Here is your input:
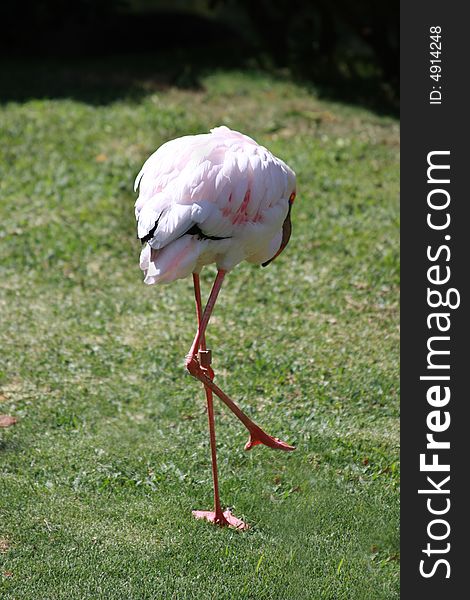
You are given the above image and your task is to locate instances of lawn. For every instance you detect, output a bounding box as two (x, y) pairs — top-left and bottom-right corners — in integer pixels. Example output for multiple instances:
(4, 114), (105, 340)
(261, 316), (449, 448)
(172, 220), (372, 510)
(0, 61), (399, 599)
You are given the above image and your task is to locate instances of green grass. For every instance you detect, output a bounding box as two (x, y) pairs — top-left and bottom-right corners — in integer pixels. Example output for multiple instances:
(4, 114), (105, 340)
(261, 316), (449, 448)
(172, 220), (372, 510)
(0, 64), (399, 599)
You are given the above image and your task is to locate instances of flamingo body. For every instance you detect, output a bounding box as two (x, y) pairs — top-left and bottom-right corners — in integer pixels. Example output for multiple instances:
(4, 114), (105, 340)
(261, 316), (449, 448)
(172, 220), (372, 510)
(135, 126), (296, 283)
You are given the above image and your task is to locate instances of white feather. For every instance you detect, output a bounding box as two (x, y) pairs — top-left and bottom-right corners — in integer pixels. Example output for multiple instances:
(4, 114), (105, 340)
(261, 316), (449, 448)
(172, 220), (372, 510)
(148, 204), (194, 249)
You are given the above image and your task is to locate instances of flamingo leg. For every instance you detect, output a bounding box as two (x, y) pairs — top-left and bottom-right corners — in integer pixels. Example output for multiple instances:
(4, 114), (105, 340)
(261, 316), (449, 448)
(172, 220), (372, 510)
(185, 270), (295, 454)
(191, 274), (244, 528)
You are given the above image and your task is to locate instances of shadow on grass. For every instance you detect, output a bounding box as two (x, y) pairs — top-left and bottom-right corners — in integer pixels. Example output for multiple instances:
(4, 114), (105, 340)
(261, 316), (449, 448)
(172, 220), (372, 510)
(0, 53), (398, 118)
(0, 12), (398, 116)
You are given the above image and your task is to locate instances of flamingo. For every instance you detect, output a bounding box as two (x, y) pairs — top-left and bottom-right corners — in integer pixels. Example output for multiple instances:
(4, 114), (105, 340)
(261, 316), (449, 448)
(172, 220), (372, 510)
(134, 126), (296, 529)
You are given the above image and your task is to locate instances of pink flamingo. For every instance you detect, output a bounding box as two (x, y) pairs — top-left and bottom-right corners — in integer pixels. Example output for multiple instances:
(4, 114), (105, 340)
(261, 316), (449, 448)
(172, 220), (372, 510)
(134, 126), (296, 529)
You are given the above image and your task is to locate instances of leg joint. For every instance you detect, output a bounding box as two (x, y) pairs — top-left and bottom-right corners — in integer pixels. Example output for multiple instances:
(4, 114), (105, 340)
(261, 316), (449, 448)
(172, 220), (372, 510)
(185, 355), (199, 375)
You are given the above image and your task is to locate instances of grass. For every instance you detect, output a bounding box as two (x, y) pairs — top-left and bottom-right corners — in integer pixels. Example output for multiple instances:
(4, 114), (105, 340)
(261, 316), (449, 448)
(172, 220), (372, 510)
(0, 61), (399, 599)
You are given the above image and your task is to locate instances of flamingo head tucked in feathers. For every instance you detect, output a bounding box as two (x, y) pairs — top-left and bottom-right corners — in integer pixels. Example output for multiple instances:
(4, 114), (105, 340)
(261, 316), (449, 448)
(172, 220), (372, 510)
(261, 183), (296, 267)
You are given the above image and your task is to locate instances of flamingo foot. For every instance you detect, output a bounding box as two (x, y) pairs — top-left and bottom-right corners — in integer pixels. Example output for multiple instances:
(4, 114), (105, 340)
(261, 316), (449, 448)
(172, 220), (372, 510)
(244, 426), (295, 452)
(192, 508), (248, 530)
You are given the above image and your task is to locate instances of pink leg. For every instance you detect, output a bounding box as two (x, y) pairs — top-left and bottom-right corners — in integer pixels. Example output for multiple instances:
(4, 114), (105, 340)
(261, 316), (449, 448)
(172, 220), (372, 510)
(185, 271), (295, 453)
(192, 273), (207, 352)
(191, 274), (247, 529)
